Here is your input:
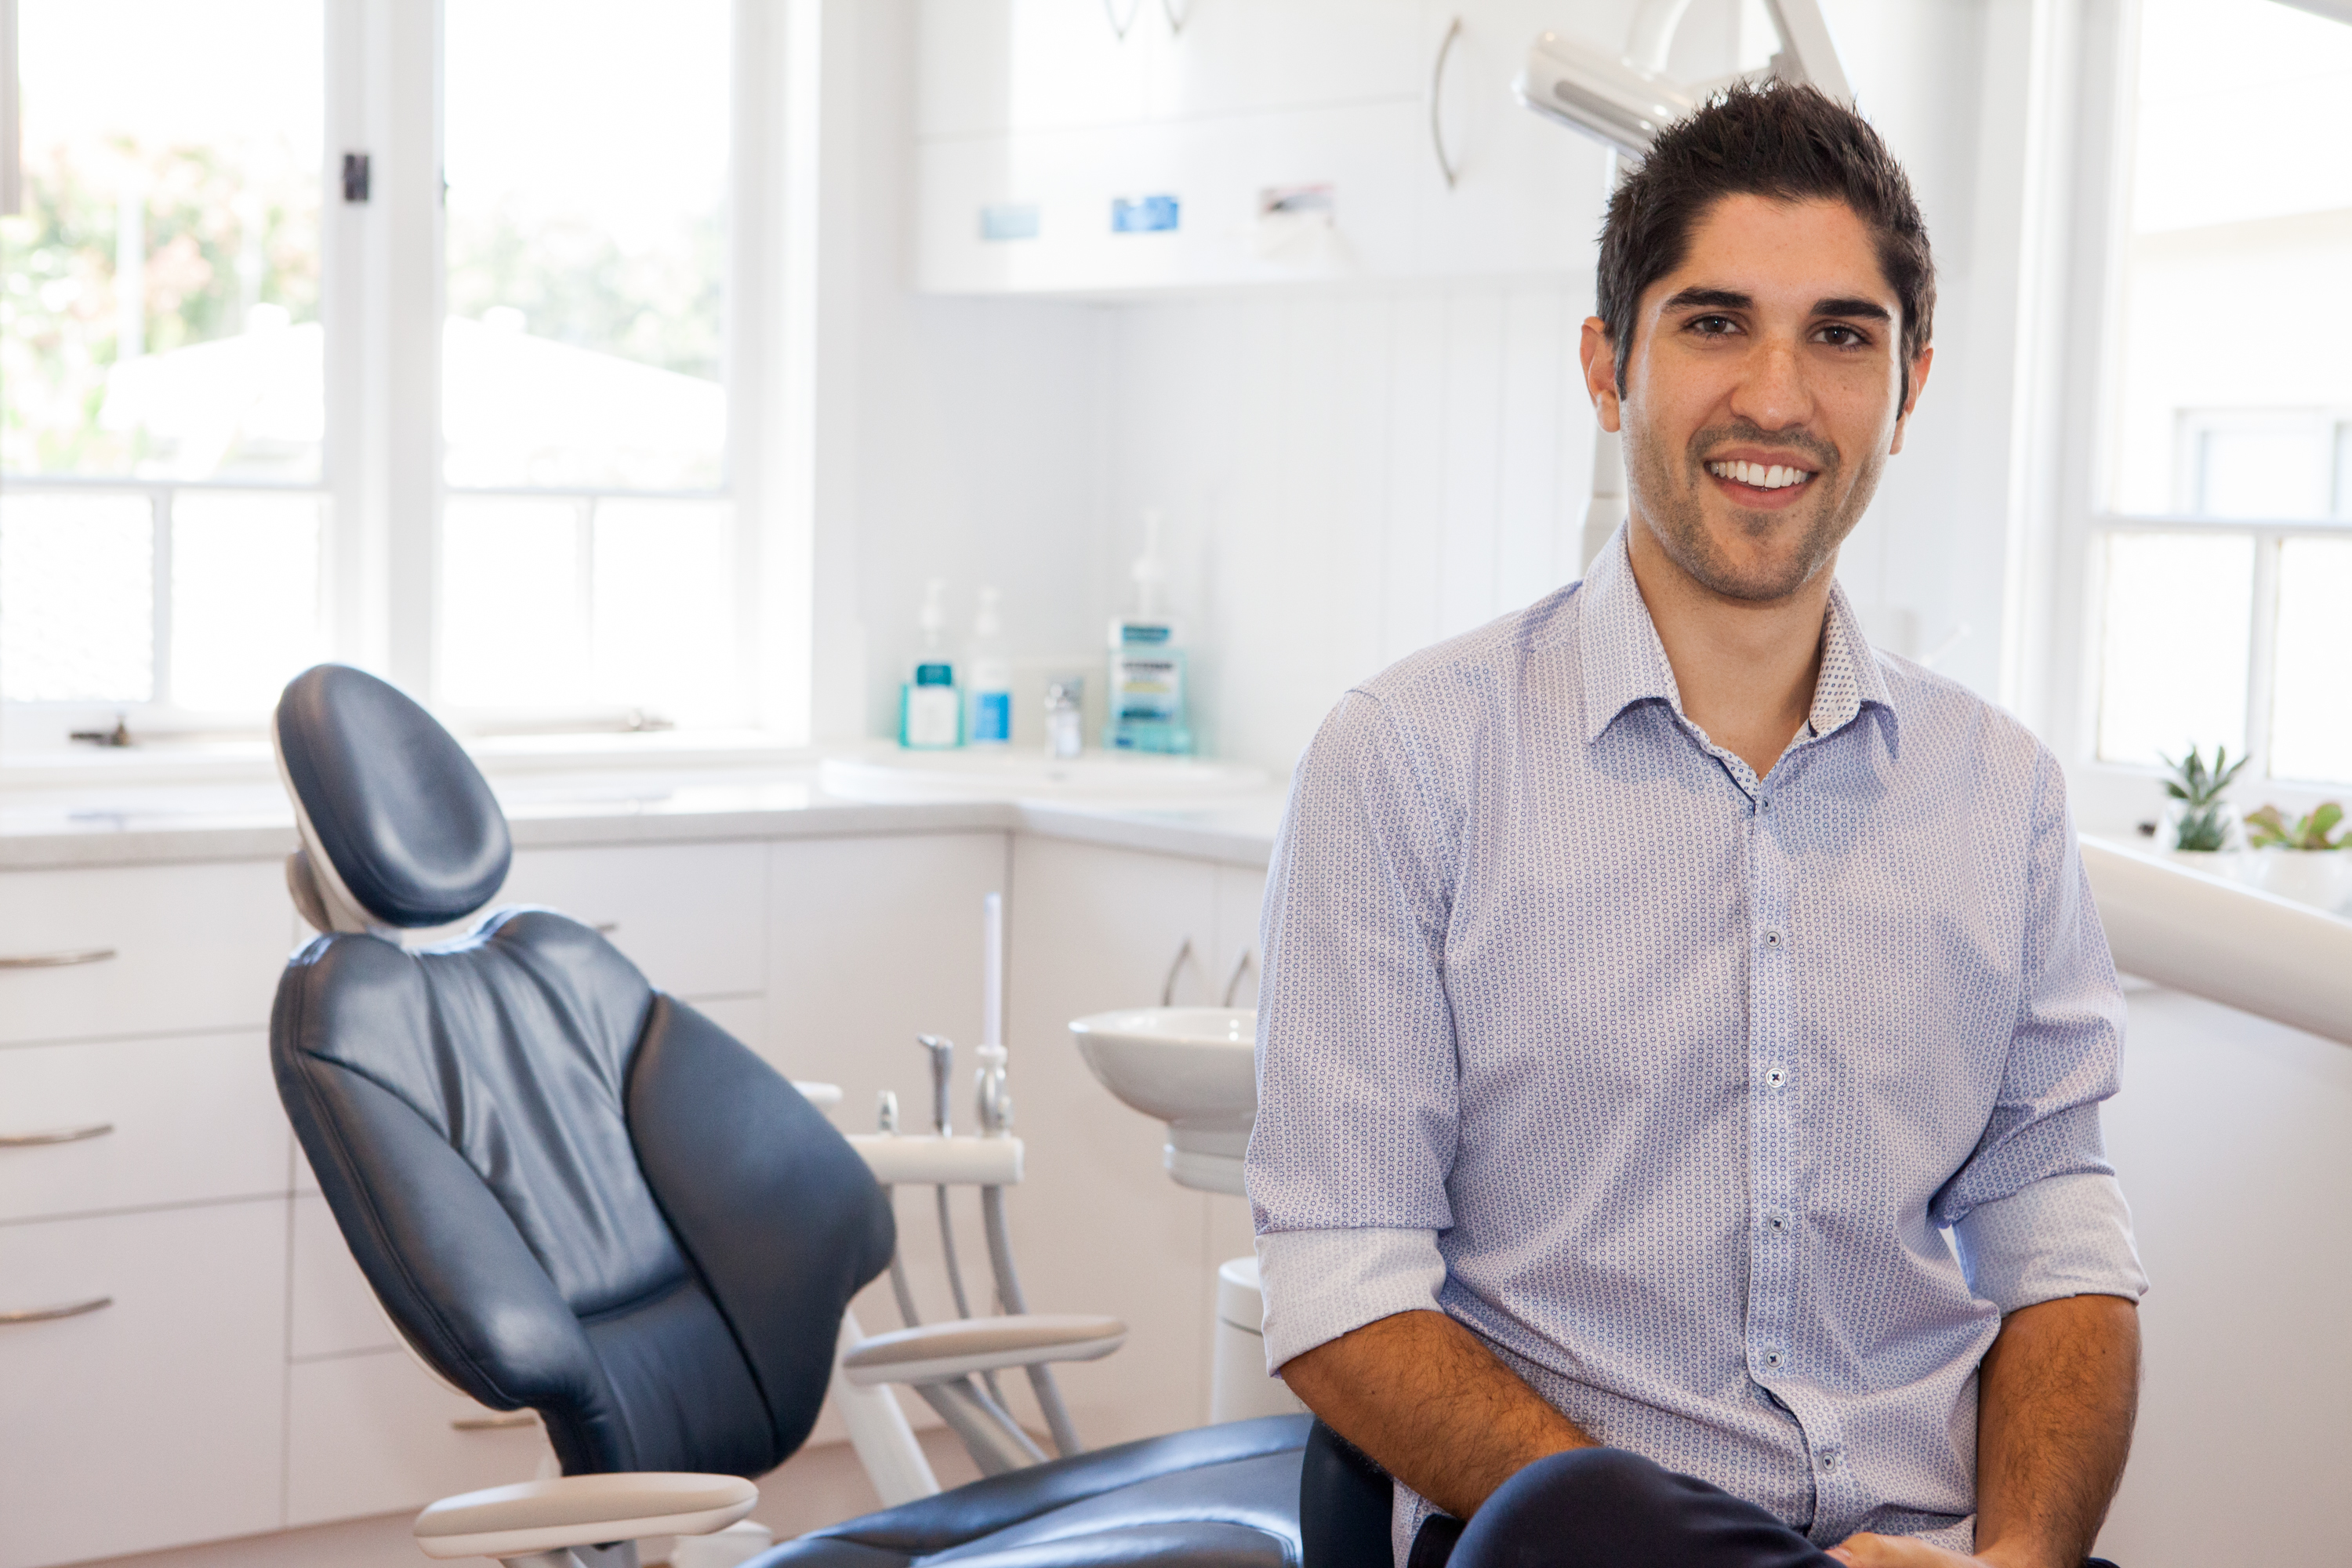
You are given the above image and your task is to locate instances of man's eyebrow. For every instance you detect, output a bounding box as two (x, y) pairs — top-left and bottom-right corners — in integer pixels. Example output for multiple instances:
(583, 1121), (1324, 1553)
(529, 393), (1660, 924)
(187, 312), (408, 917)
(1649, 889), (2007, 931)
(1659, 287), (1751, 313)
(1812, 296), (1893, 323)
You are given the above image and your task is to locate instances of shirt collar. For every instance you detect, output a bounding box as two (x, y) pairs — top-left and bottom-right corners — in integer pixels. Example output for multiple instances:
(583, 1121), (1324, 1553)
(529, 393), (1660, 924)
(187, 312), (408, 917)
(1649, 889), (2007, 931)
(1575, 522), (1898, 748)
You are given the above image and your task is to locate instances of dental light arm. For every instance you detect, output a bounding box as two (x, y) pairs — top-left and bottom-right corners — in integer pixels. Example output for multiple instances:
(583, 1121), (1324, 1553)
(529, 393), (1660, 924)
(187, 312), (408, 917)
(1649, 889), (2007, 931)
(1516, 0), (1850, 158)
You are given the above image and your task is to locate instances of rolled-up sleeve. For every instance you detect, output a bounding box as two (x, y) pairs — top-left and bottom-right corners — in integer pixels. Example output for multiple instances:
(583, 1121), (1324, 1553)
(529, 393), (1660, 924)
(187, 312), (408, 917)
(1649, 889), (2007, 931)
(1246, 691), (1463, 1365)
(1936, 753), (2150, 1311)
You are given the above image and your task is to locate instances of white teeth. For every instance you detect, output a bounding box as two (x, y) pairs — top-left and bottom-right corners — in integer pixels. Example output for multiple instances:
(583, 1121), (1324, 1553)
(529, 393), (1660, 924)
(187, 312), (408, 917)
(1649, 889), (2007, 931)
(1708, 459), (1813, 491)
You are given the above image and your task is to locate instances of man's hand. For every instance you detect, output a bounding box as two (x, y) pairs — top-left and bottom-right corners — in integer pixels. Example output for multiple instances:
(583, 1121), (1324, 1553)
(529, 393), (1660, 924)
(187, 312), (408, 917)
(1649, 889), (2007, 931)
(1831, 1292), (2140, 1568)
(1278, 1308), (1596, 1520)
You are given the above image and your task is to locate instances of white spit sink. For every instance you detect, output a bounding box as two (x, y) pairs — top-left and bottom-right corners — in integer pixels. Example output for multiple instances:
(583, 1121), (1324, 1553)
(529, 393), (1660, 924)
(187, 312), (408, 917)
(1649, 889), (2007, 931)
(1069, 1007), (1256, 1196)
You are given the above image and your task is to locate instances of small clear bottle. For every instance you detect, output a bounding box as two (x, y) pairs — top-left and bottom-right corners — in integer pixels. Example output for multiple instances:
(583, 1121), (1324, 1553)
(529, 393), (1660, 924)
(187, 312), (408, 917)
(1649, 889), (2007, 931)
(967, 586), (1014, 747)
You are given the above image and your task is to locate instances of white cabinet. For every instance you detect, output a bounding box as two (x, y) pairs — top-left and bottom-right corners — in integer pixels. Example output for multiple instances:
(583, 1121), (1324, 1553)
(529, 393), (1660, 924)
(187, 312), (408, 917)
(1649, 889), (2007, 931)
(496, 841), (769, 1001)
(0, 1201), (286, 1568)
(914, 0), (1609, 294)
(286, 1350), (546, 1528)
(1000, 837), (1265, 1447)
(0, 860), (296, 1045)
(0, 1032), (287, 1224)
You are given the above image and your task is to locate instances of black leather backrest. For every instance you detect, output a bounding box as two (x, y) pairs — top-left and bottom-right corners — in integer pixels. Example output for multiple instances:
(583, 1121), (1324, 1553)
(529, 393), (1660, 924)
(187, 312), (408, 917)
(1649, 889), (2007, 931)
(630, 995), (898, 1462)
(276, 664), (511, 927)
(273, 909), (894, 1478)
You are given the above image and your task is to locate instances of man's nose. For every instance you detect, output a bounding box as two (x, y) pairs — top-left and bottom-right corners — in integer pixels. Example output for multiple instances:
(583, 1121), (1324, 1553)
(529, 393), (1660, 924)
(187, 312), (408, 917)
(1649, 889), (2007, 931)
(1731, 336), (1813, 430)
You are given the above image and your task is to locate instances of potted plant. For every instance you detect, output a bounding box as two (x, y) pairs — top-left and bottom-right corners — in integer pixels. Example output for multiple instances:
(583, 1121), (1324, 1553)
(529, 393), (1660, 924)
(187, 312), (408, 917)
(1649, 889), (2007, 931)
(2241, 801), (2351, 915)
(2158, 744), (2248, 855)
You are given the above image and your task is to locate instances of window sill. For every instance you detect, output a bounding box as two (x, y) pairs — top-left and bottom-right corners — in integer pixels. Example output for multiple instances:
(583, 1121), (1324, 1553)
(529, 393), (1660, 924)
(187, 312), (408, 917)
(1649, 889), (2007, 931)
(0, 728), (816, 793)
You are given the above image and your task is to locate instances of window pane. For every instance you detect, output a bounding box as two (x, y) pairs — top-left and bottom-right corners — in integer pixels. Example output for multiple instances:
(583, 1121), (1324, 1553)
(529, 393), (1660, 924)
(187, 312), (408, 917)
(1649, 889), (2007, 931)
(2096, 532), (2253, 767)
(593, 500), (739, 724)
(2270, 536), (2352, 785)
(443, 0), (730, 490)
(440, 499), (589, 710)
(170, 493), (323, 712)
(2107, 0), (2352, 517)
(0, 0), (324, 481)
(0, 492), (155, 702)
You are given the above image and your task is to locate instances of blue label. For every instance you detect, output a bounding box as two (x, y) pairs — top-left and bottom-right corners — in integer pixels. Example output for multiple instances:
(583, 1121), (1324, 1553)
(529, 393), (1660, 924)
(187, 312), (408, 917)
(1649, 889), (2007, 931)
(972, 691), (1011, 742)
(1111, 194), (1180, 234)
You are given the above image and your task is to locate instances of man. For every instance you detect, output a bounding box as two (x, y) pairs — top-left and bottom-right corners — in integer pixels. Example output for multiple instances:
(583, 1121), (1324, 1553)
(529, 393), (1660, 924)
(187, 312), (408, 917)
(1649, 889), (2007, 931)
(1247, 84), (2145, 1568)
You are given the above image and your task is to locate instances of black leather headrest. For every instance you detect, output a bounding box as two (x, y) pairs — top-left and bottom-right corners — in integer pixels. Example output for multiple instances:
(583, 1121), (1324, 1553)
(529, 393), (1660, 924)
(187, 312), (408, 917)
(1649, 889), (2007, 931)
(275, 665), (512, 928)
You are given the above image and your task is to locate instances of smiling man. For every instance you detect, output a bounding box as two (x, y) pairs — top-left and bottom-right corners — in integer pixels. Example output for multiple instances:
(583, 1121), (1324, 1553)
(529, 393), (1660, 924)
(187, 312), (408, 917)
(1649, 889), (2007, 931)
(1248, 85), (2146, 1568)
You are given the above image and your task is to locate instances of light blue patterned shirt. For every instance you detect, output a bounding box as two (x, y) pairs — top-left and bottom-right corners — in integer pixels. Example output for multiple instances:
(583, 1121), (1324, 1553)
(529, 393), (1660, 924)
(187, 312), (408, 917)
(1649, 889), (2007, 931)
(1247, 526), (2147, 1562)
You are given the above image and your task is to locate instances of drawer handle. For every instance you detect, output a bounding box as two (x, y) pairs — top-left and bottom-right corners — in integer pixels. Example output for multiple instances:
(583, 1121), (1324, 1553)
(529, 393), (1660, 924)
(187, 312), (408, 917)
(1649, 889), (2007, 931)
(452, 1411), (539, 1432)
(0, 1122), (114, 1148)
(0, 948), (118, 971)
(0, 1295), (113, 1324)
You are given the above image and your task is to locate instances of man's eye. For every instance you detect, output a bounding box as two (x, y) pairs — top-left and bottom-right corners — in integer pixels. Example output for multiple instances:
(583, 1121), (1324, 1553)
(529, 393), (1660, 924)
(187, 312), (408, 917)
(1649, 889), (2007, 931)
(1818, 324), (1867, 347)
(1691, 315), (1739, 336)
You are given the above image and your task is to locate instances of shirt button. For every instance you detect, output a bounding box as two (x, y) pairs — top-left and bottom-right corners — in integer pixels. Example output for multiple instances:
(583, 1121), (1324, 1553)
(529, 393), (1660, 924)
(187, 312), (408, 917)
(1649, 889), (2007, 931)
(1761, 1351), (1784, 1370)
(1820, 1451), (1842, 1472)
(1762, 928), (1784, 949)
(1766, 1213), (1790, 1232)
(1765, 1066), (1788, 1087)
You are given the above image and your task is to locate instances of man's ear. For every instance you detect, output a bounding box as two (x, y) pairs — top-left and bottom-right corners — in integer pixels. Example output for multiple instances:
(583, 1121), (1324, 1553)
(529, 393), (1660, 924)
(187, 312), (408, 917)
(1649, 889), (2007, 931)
(1888, 343), (1933, 456)
(1579, 318), (1622, 434)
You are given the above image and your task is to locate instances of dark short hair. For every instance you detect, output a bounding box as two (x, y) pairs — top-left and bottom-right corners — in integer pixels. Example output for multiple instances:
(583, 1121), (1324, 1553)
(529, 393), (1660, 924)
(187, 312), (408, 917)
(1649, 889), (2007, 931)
(1597, 82), (1934, 405)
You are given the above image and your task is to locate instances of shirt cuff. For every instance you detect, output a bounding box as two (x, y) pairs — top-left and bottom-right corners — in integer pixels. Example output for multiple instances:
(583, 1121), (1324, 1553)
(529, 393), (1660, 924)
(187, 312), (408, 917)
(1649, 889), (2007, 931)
(1254, 1227), (1446, 1373)
(1951, 1171), (2150, 1313)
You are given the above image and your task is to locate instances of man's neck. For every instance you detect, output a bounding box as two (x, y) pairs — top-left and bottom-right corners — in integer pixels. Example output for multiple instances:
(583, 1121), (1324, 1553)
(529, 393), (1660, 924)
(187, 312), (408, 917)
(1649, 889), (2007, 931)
(1622, 519), (1833, 781)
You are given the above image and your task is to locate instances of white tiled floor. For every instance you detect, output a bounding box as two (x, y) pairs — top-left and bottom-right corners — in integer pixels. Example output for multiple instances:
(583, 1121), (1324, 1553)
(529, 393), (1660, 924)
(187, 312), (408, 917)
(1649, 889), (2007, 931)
(71, 1432), (984, 1568)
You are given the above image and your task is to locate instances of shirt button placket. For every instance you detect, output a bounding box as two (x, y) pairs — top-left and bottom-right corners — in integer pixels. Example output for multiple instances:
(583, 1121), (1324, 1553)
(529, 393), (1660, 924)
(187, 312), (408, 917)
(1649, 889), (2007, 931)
(1746, 788), (1798, 1412)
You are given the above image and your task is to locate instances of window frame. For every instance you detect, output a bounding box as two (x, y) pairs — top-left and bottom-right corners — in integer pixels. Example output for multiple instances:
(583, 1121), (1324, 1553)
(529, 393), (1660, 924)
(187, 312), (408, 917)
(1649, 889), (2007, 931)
(0, 0), (796, 757)
(2056, 0), (2352, 830)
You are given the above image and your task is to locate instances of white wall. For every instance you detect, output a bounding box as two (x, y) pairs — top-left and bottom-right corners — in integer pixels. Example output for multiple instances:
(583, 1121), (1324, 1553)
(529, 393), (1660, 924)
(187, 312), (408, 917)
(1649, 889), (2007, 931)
(810, 0), (2068, 772)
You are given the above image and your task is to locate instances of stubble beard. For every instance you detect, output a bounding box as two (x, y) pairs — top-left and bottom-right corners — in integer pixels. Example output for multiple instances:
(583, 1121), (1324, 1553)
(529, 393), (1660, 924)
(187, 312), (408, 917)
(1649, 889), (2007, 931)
(1621, 413), (1886, 604)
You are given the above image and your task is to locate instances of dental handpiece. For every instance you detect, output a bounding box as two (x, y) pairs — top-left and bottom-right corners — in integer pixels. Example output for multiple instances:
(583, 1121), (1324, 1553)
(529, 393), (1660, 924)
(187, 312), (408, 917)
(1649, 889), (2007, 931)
(917, 1034), (954, 1136)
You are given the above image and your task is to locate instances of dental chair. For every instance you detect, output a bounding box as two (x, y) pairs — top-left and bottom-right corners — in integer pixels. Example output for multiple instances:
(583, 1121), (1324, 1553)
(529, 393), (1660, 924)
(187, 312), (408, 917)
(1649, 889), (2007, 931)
(266, 664), (1311, 1568)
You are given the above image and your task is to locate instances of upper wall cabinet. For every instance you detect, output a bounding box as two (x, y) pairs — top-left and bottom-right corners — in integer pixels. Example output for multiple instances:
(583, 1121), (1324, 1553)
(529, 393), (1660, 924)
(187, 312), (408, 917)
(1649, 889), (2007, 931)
(913, 0), (1613, 294)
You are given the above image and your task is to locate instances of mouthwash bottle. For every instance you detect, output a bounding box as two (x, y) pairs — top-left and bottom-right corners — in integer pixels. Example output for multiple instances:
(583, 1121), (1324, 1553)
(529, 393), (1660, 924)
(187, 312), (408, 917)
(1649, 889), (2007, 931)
(1105, 511), (1192, 755)
(898, 579), (963, 750)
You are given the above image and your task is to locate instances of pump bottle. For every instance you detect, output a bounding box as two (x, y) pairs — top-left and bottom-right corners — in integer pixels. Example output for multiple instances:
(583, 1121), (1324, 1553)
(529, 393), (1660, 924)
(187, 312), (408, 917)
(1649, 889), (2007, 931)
(898, 579), (963, 749)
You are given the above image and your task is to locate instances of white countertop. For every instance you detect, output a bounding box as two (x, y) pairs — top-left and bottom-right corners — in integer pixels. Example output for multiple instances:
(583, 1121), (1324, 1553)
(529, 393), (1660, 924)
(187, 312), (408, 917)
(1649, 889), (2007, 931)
(0, 760), (1289, 872)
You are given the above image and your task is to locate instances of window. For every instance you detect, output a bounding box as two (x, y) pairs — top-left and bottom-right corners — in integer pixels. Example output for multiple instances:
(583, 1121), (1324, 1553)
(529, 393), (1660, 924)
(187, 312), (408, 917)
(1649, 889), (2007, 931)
(0, 0), (325, 720)
(2089, 0), (2352, 784)
(1, 0), (764, 749)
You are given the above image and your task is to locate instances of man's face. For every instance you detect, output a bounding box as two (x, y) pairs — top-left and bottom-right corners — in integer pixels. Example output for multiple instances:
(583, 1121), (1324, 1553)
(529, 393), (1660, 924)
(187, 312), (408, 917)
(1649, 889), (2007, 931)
(1581, 194), (1931, 604)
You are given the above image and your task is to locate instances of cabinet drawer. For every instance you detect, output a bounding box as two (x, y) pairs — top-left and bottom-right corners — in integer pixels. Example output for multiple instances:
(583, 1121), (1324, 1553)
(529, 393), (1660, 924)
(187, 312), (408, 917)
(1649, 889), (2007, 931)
(496, 841), (767, 998)
(0, 1201), (286, 1567)
(290, 1192), (395, 1359)
(0, 1032), (288, 1223)
(0, 861), (296, 1046)
(286, 1348), (546, 1527)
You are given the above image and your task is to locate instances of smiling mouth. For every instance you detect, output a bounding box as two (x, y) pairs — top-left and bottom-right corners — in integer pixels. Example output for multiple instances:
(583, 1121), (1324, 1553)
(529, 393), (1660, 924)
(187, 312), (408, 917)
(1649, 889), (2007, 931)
(1705, 459), (1817, 492)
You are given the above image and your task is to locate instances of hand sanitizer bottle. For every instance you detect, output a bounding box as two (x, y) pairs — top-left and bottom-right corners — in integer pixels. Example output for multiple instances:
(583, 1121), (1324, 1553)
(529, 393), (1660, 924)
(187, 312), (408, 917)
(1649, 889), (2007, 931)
(899, 579), (963, 749)
(967, 586), (1014, 747)
(1105, 510), (1193, 755)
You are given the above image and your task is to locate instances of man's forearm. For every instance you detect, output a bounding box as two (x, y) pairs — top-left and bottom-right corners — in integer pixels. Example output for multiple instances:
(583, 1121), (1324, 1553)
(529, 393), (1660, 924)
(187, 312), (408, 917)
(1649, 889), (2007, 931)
(1278, 1308), (1595, 1519)
(1972, 1293), (2140, 1568)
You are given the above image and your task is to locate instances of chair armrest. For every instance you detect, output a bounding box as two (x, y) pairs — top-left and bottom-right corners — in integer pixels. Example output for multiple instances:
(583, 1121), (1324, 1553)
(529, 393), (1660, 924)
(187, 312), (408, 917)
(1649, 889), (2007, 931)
(412, 1472), (757, 1561)
(840, 1314), (1126, 1387)
(847, 1133), (1023, 1186)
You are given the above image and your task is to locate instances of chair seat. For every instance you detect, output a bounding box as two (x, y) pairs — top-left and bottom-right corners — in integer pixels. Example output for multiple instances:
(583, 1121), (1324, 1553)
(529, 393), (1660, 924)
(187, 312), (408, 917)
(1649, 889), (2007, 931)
(754, 1417), (1311, 1568)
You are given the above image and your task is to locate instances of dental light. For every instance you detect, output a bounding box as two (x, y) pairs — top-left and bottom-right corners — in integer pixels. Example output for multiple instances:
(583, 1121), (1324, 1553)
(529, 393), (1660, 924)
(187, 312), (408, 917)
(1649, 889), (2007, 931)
(1516, 0), (1852, 158)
